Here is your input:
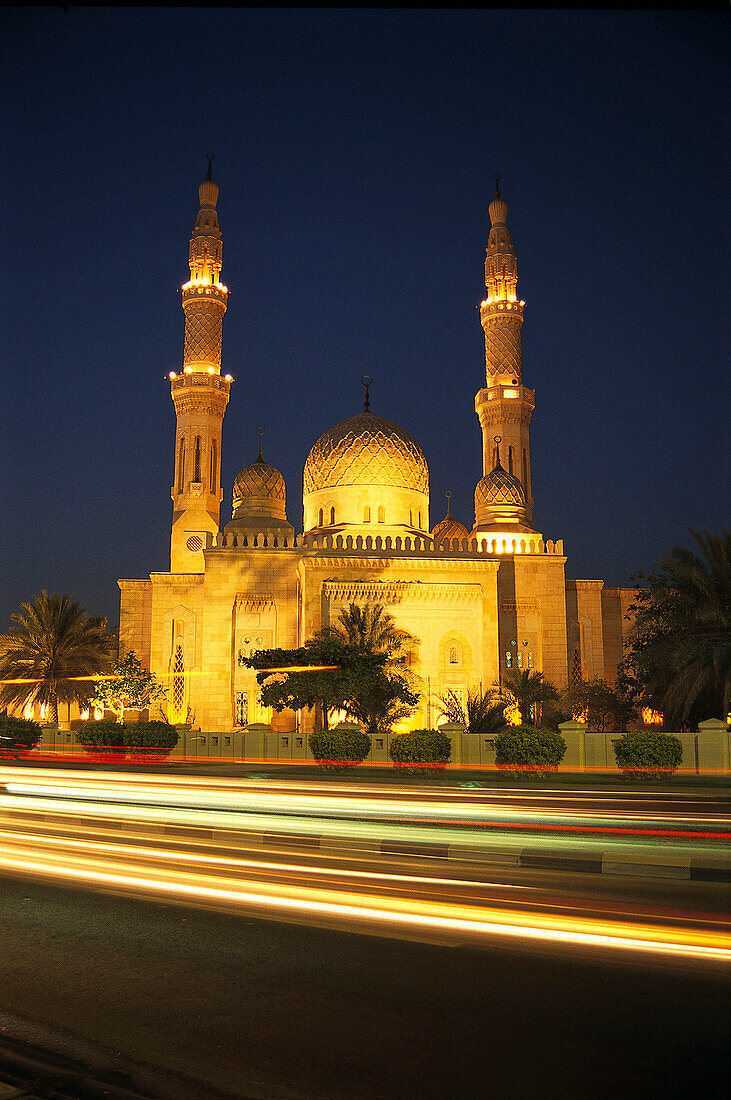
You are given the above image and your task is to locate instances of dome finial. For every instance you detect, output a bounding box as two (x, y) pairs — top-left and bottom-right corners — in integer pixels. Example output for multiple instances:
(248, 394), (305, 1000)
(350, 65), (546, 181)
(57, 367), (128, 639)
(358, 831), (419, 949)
(207, 153), (214, 180)
(493, 435), (503, 468)
(257, 425), (265, 461)
(361, 374), (372, 412)
(494, 173), (501, 199)
(445, 490), (452, 517)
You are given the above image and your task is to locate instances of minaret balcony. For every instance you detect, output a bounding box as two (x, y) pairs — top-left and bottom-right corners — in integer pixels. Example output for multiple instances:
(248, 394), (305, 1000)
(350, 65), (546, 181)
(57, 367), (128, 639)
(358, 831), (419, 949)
(171, 371), (231, 393)
(479, 299), (524, 321)
(476, 384), (535, 410)
(181, 283), (228, 307)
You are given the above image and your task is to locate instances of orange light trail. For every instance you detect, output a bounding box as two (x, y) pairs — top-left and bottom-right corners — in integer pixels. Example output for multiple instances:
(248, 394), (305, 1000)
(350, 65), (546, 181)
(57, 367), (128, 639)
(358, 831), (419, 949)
(255, 665), (341, 673)
(0, 767), (728, 963)
(0, 841), (727, 962)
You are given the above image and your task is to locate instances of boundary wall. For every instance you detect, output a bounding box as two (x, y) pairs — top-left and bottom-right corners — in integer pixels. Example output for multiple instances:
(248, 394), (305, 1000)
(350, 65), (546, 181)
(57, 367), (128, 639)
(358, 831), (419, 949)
(34, 719), (730, 772)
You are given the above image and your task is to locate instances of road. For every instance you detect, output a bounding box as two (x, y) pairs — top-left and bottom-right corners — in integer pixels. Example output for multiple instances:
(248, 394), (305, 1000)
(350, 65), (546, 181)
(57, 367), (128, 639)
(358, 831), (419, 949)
(0, 765), (729, 1097)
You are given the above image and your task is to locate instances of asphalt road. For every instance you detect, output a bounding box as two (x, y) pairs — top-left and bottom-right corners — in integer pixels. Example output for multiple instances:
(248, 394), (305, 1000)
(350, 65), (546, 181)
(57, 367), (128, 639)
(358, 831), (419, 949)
(1, 870), (729, 1100)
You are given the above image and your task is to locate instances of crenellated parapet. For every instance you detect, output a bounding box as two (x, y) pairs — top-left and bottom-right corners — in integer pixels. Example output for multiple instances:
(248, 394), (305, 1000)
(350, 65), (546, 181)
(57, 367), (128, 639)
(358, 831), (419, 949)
(207, 528), (564, 557)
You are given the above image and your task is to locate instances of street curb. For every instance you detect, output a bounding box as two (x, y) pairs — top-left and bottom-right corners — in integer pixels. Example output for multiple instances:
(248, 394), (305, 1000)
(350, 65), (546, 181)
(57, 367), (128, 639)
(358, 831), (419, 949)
(4, 806), (729, 882)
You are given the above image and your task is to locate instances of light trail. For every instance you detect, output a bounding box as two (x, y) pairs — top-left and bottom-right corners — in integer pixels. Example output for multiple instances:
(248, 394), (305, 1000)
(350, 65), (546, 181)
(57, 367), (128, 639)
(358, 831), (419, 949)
(0, 766), (729, 963)
(3, 772), (729, 839)
(0, 839), (728, 963)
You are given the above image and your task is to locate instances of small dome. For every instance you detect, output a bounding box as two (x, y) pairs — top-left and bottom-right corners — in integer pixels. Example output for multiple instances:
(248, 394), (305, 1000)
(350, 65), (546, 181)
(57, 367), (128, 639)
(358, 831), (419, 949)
(475, 465), (526, 511)
(433, 515), (470, 542)
(304, 411), (429, 495)
(473, 444), (533, 533)
(231, 455), (286, 522)
(432, 494), (469, 542)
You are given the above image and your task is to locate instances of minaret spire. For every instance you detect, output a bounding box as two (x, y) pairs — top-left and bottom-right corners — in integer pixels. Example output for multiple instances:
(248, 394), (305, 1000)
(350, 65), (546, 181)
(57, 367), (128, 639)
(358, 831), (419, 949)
(473, 185), (536, 525)
(169, 165), (232, 572)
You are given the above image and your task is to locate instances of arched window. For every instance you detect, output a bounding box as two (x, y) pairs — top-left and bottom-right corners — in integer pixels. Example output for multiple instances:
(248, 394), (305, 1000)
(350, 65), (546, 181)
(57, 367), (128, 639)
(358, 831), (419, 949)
(418, 512), (422, 529)
(172, 644), (185, 715)
(378, 505), (385, 523)
(235, 691), (248, 726)
(409, 510), (413, 526)
(194, 436), (201, 483)
(177, 438), (186, 493)
(571, 648), (583, 686)
(448, 644), (460, 665)
(318, 508), (324, 527)
(363, 506), (371, 522)
(508, 446), (514, 475)
(523, 448), (529, 494)
(209, 440), (217, 492)
(330, 506), (336, 525)
(505, 651), (513, 669)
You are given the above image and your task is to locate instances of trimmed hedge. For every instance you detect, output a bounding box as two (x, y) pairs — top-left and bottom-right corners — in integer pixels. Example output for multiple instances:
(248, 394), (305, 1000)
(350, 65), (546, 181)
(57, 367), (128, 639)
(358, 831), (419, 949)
(389, 729), (452, 768)
(124, 720), (178, 755)
(309, 726), (371, 769)
(613, 730), (683, 780)
(77, 719), (178, 757)
(77, 719), (124, 752)
(495, 725), (566, 772)
(0, 714), (43, 752)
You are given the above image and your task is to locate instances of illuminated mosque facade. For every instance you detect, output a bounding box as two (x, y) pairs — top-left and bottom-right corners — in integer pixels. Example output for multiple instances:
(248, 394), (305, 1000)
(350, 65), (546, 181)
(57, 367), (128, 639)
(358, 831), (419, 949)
(118, 168), (634, 738)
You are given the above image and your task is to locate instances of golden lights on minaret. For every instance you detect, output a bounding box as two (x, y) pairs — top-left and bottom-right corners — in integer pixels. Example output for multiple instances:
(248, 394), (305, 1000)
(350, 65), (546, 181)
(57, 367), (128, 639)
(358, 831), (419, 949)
(473, 178), (536, 528)
(169, 160), (232, 572)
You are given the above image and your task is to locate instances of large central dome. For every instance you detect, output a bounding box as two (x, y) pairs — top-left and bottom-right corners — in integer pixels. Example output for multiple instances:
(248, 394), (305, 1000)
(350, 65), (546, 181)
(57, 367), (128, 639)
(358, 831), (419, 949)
(304, 411), (428, 494)
(303, 410), (430, 535)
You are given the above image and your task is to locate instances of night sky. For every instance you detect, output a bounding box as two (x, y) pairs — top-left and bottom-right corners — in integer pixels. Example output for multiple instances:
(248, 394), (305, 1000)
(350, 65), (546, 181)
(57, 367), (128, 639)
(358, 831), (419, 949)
(1, 9), (728, 633)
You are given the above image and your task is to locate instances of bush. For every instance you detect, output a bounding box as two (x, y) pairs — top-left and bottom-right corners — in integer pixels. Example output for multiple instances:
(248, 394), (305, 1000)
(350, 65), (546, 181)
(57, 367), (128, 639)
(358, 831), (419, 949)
(389, 728), (452, 769)
(77, 719), (177, 757)
(613, 730), (683, 780)
(309, 726), (371, 769)
(123, 720), (178, 756)
(495, 725), (566, 773)
(0, 714), (43, 753)
(77, 719), (124, 752)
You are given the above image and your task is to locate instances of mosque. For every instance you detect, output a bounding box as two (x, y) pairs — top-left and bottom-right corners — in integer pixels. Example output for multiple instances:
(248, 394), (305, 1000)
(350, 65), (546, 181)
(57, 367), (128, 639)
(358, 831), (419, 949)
(118, 167), (634, 739)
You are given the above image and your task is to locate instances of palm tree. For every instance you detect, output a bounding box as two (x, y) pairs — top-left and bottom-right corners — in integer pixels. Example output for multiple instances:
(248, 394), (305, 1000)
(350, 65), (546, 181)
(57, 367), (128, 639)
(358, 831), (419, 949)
(318, 603), (420, 735)
(0, 592), (115, 724)
(625, 529), (731, 725)
(497, 669), (559, 725)
(437, 688), (508, 737)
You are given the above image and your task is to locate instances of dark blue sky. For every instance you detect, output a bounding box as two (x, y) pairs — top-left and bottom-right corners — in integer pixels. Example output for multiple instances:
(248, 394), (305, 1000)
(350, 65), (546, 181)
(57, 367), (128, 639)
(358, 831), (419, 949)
(1, 9), (728, 632)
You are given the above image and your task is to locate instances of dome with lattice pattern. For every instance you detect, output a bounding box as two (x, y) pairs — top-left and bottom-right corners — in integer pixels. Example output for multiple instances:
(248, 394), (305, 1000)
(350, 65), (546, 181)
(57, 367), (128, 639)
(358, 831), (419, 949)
(304, 411), (429, 495)
(475, 465), (525, 511)
(473, 457), (533, 532)
(432, 496), (469, 543)
(227, 454), (292, 533)
(302, 410), (430, 534)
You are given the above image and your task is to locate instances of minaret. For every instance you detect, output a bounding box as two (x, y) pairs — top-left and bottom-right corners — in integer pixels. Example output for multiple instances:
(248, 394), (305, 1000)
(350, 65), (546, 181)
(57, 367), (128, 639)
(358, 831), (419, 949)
(169, 161), (232, 572)
(474, 179), (535, 522)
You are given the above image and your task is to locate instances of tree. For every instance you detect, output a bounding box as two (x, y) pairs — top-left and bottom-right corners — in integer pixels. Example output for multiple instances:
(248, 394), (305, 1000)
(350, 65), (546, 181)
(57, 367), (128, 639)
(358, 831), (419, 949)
(496, 669), (559, 725)
(317, 603), (421, 736)
(244, 636), (418, 733)
(437, 688), (508, 737)
(561, 677), (636, 732)
(0, 592), (115, 724)
(91, 651), (167, 721)
(621, 529), (731, 725)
